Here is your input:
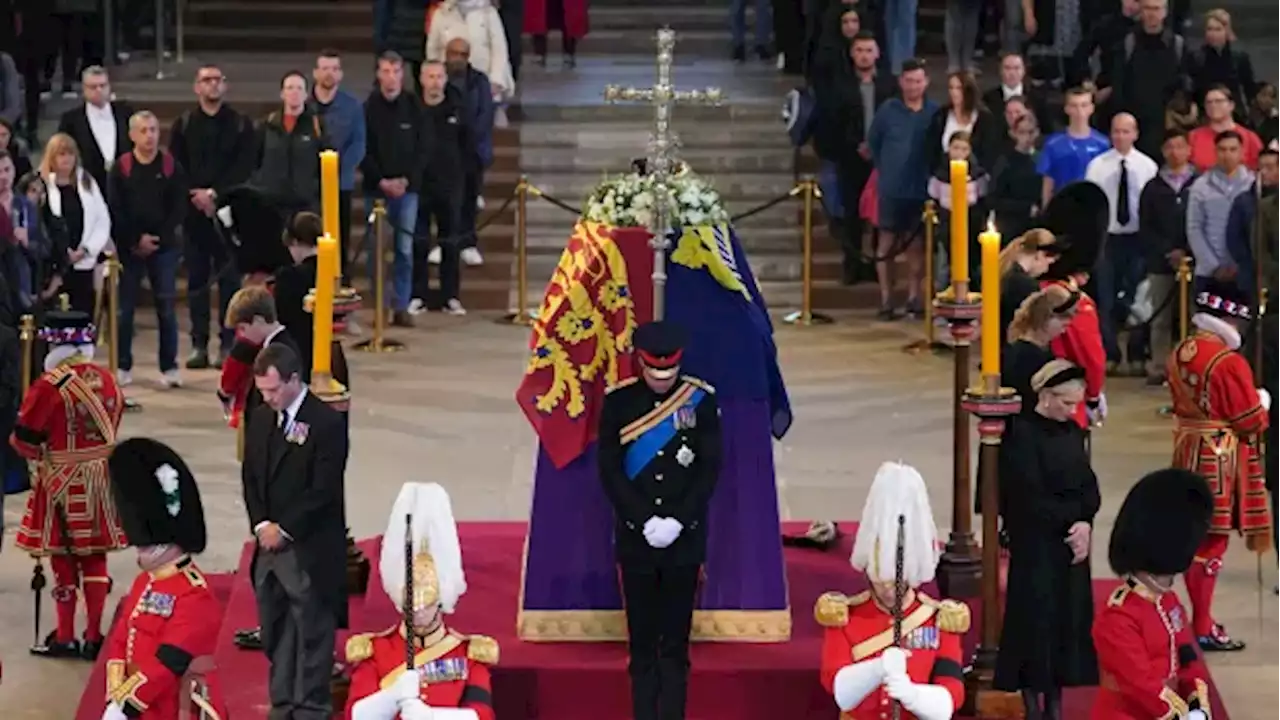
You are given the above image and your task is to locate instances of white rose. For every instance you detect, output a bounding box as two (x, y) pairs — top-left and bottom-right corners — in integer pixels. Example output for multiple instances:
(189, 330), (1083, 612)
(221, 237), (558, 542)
(686, 209), (706, 226)
(634, 209), (653, 228)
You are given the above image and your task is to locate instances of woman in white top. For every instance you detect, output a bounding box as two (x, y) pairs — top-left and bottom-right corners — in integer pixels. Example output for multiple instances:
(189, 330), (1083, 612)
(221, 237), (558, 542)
(426, 0), (516, 126)
(39, 132), (112, 315)
(923, 70), (1002, 175)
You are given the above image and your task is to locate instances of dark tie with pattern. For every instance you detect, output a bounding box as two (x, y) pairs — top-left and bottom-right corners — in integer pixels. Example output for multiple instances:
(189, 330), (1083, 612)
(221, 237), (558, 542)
(1116, 159), (1131, 225)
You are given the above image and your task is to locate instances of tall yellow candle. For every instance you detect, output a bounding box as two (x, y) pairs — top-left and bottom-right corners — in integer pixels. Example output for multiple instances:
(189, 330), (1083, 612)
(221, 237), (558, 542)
(979, 222), (1002, 377)
(949, 160), (969, 287)
(312, 234), (337, 377)
(320, 150), (341, 278)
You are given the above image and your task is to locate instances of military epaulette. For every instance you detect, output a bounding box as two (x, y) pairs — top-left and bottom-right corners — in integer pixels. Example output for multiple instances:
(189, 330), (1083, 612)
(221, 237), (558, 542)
(181, 565), (207, 589)
(606, 377), (639, 394)
(683, 376), (715, 394)
(345, 633), (375, 664)
(1107, 584), (1132, 608)
(814, 591), (860, 627)
(466, 634), (499, 665)
(918, 594), (971, 634)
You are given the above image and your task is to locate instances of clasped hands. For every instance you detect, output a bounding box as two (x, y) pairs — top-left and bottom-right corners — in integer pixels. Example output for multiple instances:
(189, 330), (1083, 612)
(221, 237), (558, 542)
(643, 516), (683, 549)
(879, 647), (925, 707)
(389, 668), (434, 719)
(1065, 521), (1091, 564)
(255, 522), (287, 551)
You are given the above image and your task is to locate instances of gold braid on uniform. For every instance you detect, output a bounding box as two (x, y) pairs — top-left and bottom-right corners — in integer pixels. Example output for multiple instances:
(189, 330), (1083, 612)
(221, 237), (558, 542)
(345, 634), (374, 664)
(682, 376), (716, 394)
(605, 377), (638, 394)
(467, 635), (499, 665)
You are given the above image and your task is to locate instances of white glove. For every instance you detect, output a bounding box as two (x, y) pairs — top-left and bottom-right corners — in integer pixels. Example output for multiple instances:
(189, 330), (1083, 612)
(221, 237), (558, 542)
(832, 659), (885, 711)
(352, 669), (420, 720)
(1087, 393), (1108, 425)
(885, 676), (956, 720)
(101, 703), (128, 720)
(389, 668), (421, 703)
(1257, 388), (1271, 412)
(399, 698), (434, 720)
(215, 205), (234, 228)
(645, 517), (683, 548)
(1187, 711), (1208, 720)
(880, 646), (908, 680)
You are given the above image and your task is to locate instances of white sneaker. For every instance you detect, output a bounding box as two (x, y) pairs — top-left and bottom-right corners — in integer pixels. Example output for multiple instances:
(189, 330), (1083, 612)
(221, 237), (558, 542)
(494, 106), (509, 129)
(407, 298), (427, 316)
(445, 299), (466, 316)
(161, 370), (183, 389)
(117, 369), (133, 387)
(428, 246), (442, 265)
(476, 196), (485, 210)
(460, 247), (484, 266)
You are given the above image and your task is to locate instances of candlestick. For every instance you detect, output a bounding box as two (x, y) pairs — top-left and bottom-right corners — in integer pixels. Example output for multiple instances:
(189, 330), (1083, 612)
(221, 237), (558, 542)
(320, 150), (341, 277)
(949, 160), (969, 287)
(979, 222), (1001, 378)
(313, 234), (337, 377)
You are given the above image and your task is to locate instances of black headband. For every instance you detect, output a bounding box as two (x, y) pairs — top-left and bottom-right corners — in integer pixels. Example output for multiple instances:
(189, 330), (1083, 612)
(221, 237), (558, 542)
(1053, 290), (1081, 315)
(1040, 365), (1086, 390)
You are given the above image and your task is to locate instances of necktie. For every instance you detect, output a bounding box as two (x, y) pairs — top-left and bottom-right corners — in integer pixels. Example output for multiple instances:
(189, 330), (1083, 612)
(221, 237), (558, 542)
(1116, 159), (1131, 225)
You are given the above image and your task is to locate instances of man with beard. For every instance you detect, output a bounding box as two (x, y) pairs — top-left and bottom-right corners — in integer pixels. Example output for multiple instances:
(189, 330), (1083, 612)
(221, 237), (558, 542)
(415, 60), (470, 316)
(440, 37), (493, 270)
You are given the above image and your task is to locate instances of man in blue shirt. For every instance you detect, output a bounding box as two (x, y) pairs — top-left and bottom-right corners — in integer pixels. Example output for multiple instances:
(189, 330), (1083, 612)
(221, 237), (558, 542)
(868, 58), (939, 319)
(310, 49), (367, 278)
(1037, 87), (1111, 208)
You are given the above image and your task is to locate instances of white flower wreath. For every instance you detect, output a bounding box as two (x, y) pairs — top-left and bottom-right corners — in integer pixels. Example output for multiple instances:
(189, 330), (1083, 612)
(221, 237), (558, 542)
(583, 169), (730, 228)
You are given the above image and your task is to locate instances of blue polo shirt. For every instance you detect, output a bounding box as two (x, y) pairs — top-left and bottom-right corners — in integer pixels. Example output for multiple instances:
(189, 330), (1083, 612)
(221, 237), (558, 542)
(1037, 129), (1110, 194)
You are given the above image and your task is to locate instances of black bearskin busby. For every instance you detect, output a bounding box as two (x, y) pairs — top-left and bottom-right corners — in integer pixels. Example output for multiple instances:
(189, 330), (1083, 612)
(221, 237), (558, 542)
(108, 438), (207, 553)
(1109, 469), (1213, 577)
(1038, 182), (1109, 281)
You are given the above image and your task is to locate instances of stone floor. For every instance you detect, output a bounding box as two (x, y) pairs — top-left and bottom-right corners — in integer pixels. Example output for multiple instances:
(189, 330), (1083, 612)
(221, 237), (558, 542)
(0, 308), (1274, 717)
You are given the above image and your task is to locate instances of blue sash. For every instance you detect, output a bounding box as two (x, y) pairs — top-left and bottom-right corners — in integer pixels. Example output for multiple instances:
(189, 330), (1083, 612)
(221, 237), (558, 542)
(622, 385), (706, 480)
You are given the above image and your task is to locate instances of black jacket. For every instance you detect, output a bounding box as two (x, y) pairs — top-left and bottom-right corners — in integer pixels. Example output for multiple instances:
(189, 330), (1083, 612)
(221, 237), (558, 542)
(1108, 28), (1192, 157)
(924, 107), (1002, 176)
(982, 85), (1056, 136)
(361, 89), (430, 193)
(250, 108), (330, 212)
(271, 255), (351, 391)
(812, 67), (896, 164)
(1138, 169), (1195, 275)
(1189, 43), (1258, 116)
(988, 149), (1043, 241)
(243, 391), (350, 627)
(598, 376), (722, 569)
(56, 102), (134, 191)
(419, 87), (470, 192)
(382, 0), (425, 61)
(106, 150), (189, 254)
(168, 103), (256, 198)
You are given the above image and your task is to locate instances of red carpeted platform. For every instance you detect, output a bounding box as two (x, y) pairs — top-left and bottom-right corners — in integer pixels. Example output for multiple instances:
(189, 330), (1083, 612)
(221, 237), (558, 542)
(77, 522), (1232, 720)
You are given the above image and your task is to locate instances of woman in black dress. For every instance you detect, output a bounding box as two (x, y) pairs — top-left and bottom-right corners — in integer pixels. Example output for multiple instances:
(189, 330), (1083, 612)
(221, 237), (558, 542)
(994, 358), (1100, 720)
(997, 228), (1059, 343)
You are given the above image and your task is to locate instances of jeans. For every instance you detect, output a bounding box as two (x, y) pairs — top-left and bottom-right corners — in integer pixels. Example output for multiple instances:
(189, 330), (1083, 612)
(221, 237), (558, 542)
(883, 0), (918, 74)
(367, 191), (418, 311)
(118, 247), (180, 373)
(1131, 272), (1177, 375)
(185, 214), (241, 353)
(1094, 233), (1147, 364)
(945, 0), (982, 72)
(1001, 0), (1025, 53)
(729, 0), (772, 48)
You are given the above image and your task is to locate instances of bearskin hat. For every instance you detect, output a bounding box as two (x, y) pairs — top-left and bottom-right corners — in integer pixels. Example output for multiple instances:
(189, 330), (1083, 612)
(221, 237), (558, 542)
(1108, 469), (1213, 577)
(108, 438), (207, 553)
(1038, 182), (1109, 281)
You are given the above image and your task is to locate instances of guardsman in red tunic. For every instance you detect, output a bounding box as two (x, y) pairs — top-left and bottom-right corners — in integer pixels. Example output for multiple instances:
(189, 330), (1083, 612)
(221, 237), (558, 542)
(1038, 183), (1110, 431)
(99, 437), (228, 720)
(11, 310), (127, 660)
(816, 462), (968, 720)
(344, 483), (497, 720)
(1092, 469), (1216, 720)
(1166, 280), (1271, 652)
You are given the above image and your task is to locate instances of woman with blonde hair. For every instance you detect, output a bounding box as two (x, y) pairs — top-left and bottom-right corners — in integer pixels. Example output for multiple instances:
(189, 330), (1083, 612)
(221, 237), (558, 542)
(1190, 8), (1258, 113)
(38, 132), (111, 315)
(997, 228), (1059, 341)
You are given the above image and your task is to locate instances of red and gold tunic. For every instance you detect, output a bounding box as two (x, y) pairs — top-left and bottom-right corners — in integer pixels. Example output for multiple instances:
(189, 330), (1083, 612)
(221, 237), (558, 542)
(816, 591), (968, 720)
(1091, 581), (1212, 719)
(11, 360), (127, 556)
(217, 333), (260, 431)
(344, 625), (497, 720)
(1044, 278), (1106, 429)
(104, 556), (227, 719)
(1166, 330), (1271, 541)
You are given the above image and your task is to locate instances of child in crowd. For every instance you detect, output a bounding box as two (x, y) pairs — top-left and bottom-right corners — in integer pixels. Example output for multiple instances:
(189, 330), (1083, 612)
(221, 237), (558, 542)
(928, 131), (990, 290)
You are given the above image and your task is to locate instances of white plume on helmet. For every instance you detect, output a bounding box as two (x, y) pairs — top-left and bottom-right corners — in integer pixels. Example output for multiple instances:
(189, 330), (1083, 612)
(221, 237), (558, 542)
(379, 482), (467, 614)
(849, 461), (940, 587)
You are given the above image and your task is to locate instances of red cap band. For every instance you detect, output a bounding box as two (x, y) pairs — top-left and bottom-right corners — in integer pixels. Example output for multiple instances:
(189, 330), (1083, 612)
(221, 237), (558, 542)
(638, 348), (683, 369)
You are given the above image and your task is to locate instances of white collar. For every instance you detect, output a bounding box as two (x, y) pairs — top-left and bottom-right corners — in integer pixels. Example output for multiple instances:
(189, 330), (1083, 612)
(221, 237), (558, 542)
(1002, 83), (1022, 98)
(281, 386), (308, 425)
(86, 102), (112, 117)
(264, 324), (286, 346)
(1191, 313), (1242, 350)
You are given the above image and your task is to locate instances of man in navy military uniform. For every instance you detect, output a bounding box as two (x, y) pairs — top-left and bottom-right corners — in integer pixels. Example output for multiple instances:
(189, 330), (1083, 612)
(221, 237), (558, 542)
(598, 321), (722, 720)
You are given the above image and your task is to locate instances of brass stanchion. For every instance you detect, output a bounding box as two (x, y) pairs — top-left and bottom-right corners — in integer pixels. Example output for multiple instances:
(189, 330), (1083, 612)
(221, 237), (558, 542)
(102, 254), (141, 411)
(1177, 257), (1192, 342)
(903, 201), (945, 353)
(497, 177), (536, 326)
(783, 177), (834, 326)
(16, 313), (44, 649)
(353, 200), (405, 353)
(19, 314), (34, 394)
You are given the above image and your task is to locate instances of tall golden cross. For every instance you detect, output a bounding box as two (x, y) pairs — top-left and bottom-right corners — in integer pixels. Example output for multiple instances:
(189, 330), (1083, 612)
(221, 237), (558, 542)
(603, 28), (724, 320)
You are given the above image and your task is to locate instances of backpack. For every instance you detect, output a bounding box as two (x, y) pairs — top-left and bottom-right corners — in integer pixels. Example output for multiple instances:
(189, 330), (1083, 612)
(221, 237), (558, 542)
(117, 149), (175, 179)
(266, 111), (322, 139)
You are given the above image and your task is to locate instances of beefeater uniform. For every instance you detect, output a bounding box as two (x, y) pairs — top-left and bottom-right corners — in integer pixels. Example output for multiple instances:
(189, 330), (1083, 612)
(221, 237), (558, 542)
(344, 482), (498, 720)
(100, 437), (228, 720)
(1165, 281), (1270, 651)
(1091, 468), (1216, 720)
(1038, 182), (1110, 430)
(11, 310), (127, 659)
(816, 461), (968, 720)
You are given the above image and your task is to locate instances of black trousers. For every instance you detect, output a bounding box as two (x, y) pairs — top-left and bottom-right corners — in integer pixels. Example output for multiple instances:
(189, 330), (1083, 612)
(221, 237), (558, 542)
(416, 186), (463, 304)
(45, 13), (86, 91)
(338, 189), (353, 278)
(62, 268), (96, 316)
(621, 564), (700, 720)
(499, 0), (525, 82)
(836, 158), (873, 284)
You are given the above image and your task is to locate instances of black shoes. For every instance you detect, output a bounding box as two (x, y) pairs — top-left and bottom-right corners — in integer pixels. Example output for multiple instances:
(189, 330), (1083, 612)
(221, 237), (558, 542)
(1198, 623), (1246, 652)
(81, 637), (104, 661)
(234, 626), (264, 651)
(30, 632), (82, 659)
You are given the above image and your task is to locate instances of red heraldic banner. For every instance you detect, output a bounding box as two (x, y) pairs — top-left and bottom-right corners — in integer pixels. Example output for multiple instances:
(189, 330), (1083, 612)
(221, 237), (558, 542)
(515, 223), (654, 468)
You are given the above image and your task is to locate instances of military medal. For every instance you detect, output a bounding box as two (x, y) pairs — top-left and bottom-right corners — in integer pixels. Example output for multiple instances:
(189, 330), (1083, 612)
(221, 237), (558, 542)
(676, 445), (695, 467)
(674, 405), (697, 430)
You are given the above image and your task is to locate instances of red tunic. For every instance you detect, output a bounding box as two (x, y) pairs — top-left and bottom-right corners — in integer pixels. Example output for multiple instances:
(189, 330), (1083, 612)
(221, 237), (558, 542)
(11, 360), (127, 556)
(1043, 279), (1106, 429)
(217, 334), (260, 429)
(103, 557), (228, 719)
(1091, 581), (1212, 719)
(816, 591), (968, 720)
(344, 625), (497, 720)
(1166, 330), (1271, 541)
(522, 0), (589, 39)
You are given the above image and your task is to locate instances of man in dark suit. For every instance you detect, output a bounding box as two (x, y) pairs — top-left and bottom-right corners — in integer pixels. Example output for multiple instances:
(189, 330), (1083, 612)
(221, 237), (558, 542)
(55, 65), (133, 191)
(982, 52), (1055, 136)
(598, 321), (722, 720)
(244, 342), (349, 719)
